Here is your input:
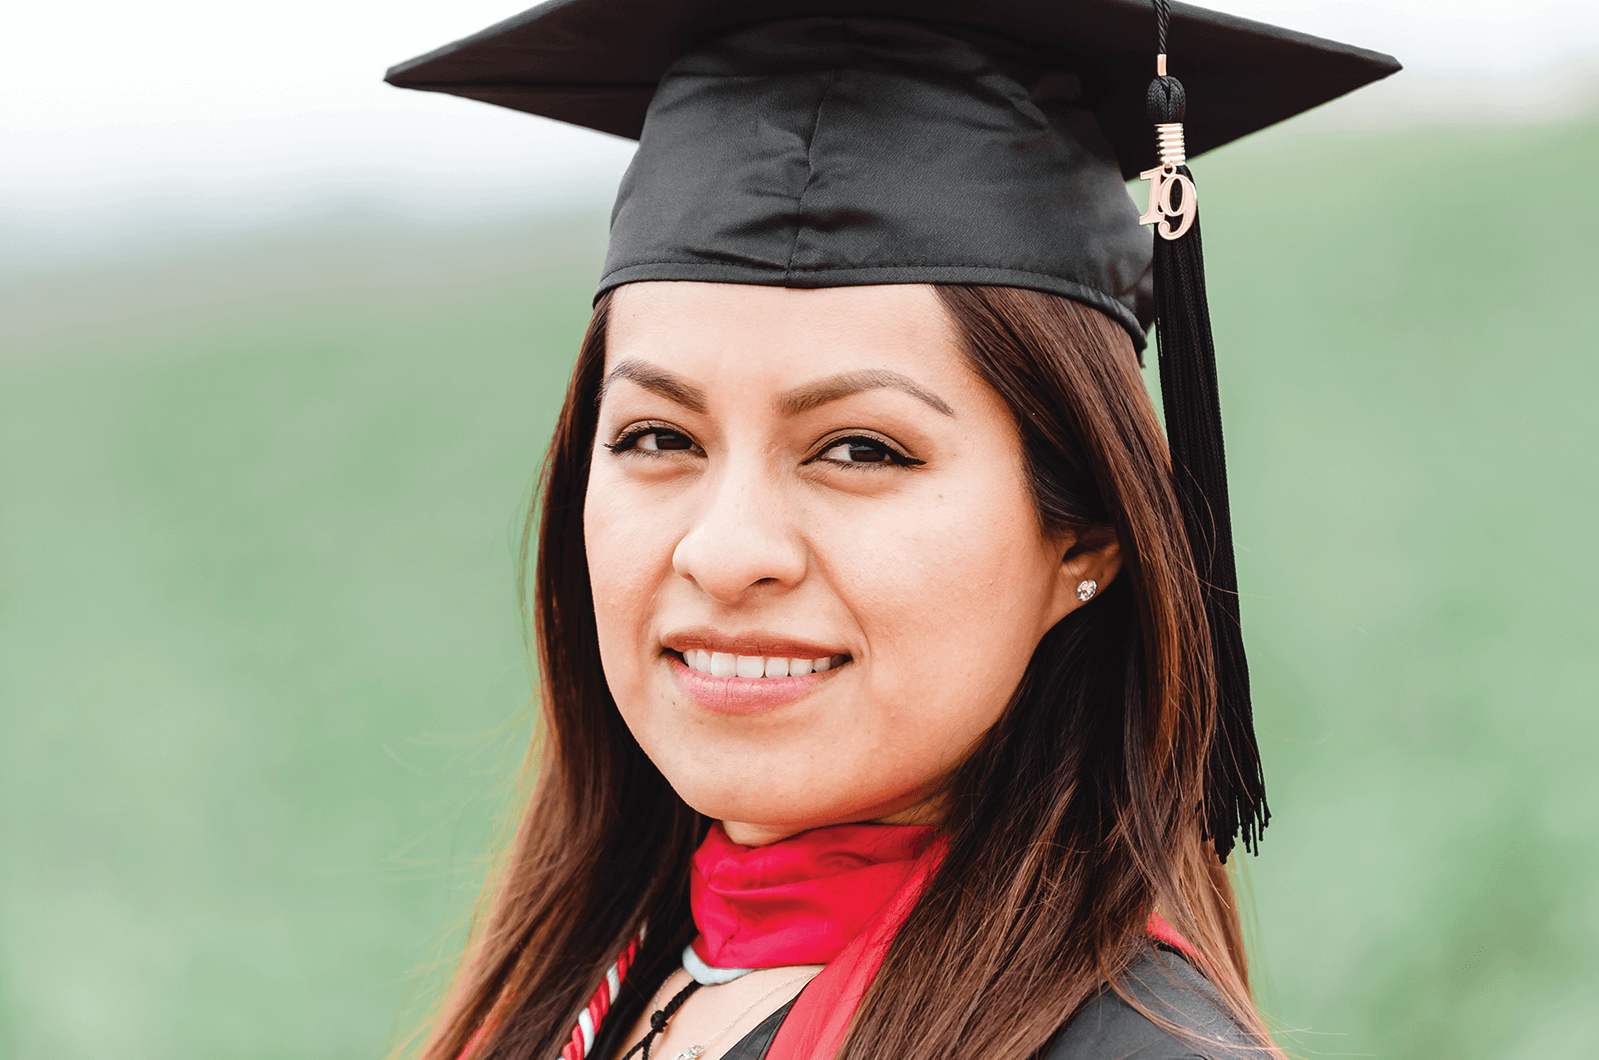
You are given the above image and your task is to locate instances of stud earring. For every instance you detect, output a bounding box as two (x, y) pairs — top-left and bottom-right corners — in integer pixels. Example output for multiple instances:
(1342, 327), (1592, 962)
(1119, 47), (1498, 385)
(1076, 579), (1098, 602)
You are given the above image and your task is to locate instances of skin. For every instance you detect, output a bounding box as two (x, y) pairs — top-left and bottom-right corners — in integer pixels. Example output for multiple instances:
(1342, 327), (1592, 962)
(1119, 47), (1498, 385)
(586, 281), (1122, 1059)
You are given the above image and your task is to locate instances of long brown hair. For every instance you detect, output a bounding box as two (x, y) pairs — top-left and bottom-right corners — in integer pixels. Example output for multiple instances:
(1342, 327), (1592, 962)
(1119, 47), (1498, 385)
(414, 284), (1278, 1060)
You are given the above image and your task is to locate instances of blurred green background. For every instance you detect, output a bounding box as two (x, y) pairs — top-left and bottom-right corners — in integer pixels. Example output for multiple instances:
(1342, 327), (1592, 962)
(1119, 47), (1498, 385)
(3, 113), (1596, 1060)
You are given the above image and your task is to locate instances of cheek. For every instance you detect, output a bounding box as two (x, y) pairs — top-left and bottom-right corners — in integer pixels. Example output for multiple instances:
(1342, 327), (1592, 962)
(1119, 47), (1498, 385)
(823, 470), (1059, 757)
(583, 470), (677, 679)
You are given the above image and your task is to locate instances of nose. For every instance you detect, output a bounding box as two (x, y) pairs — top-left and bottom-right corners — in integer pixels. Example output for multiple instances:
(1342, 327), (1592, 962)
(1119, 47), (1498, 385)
(672, 459), (807, 604)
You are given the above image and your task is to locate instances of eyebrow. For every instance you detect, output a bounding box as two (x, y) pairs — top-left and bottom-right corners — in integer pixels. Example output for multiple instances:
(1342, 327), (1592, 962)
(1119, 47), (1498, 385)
(601, 359), (708, 413)
(777, 369), (955, 417)
(600, 361), (955, 419)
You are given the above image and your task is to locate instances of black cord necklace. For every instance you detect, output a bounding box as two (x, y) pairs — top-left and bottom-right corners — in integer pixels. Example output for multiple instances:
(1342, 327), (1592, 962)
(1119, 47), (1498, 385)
(620, 968), (816, 1060)
(619, 980), (702, 1060)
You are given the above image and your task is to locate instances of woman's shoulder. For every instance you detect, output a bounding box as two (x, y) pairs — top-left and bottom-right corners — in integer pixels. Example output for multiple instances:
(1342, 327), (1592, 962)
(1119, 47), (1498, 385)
(1042, 949), (1259, 1060)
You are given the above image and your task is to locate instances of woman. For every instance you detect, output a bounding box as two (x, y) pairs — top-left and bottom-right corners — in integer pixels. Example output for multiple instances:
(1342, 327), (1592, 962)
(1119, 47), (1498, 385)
(385, 3), (1399, 1059)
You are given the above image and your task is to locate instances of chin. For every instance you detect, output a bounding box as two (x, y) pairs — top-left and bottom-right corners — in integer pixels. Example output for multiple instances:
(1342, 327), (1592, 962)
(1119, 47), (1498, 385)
(661, 759), (928, 841)
(674, 779), (848, 833)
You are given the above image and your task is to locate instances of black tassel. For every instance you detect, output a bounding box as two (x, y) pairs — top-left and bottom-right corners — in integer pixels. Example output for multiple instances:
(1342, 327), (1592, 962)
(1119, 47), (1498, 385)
(1144, 3), (1269, 860)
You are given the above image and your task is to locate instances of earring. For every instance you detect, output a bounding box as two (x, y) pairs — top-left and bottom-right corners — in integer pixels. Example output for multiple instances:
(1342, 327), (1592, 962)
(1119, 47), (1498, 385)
(1076, 579), (1098, 602)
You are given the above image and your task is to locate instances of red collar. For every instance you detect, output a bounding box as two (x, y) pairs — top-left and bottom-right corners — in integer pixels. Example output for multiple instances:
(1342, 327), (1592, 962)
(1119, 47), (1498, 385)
(690, 821), (937, 970)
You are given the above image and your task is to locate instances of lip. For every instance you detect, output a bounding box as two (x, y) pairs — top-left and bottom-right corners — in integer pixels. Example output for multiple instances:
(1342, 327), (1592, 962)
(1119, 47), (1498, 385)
(666, 652), (845, 715)
(663, 627), (846, 660)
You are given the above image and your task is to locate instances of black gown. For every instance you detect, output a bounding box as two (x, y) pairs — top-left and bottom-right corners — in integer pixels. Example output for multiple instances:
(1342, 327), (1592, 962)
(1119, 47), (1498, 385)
(594, 948), (1255, 1060)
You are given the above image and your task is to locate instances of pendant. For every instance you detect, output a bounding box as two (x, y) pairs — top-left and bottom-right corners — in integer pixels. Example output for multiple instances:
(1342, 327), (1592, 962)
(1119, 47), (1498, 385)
(673, 1048), (704, 1060)
(1137, 162), (1197, 241)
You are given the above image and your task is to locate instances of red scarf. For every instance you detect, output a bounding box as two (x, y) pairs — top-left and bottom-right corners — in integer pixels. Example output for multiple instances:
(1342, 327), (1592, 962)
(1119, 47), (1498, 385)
(690, 822), (1199, 1060)
(690, 822), (938, 969)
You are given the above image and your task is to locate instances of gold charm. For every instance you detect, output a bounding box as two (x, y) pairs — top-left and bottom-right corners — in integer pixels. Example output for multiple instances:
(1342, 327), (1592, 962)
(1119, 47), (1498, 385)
(1138, 163), (1197, 241)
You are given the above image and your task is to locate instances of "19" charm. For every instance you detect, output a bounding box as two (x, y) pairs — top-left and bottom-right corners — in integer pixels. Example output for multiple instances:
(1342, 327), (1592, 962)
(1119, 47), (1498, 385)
(1138, 164), (1197, 241)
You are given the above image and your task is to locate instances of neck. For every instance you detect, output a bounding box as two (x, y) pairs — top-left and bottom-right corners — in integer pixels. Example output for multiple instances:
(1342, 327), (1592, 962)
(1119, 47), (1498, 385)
(720, 820), (801, 846)
(722, 794), (947, 847)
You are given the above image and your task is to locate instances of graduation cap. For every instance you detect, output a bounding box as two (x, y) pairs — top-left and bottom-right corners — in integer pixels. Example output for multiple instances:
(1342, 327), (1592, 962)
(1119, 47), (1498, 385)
(388, 0), (1399, 860)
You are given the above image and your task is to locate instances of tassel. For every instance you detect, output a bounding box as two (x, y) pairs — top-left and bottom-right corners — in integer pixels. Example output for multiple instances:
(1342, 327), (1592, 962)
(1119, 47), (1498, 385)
(1141, 1), (1268, 860)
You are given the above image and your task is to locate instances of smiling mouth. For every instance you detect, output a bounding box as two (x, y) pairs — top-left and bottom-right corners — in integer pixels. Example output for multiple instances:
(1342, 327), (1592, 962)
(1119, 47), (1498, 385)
(675, 649), (850, 679)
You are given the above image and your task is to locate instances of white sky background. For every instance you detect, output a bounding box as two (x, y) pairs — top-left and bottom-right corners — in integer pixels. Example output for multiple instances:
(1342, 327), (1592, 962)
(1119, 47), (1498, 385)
(4, 0), (1597, 266)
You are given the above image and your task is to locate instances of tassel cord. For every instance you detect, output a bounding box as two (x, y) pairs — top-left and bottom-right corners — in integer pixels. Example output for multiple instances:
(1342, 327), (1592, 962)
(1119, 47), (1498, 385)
(1145, 13), (1269, 859)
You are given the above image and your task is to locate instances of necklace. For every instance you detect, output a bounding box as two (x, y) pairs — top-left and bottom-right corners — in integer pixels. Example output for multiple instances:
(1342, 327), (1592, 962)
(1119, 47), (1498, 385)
(671, 970), (812, 1060)
(624, 969), (815, 1060)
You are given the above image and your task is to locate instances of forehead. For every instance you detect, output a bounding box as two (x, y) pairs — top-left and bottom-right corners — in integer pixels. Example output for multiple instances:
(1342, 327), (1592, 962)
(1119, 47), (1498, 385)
(604, 281), (964, 384)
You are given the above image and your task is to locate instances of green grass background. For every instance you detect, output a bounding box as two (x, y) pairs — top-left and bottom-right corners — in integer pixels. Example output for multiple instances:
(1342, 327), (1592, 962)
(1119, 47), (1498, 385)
(3, 114), (1595, 1059)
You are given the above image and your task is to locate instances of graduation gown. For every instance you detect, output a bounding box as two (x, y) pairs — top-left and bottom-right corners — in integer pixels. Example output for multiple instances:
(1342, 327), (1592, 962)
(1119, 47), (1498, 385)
(596, 949), (1254, 1060)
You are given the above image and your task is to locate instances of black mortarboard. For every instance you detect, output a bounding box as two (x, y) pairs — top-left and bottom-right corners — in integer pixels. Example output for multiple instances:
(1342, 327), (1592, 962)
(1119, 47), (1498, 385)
(387, 0), (1399, 859)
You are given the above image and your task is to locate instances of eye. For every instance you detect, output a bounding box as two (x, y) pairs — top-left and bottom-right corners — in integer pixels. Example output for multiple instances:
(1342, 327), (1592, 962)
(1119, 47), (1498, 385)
(812, 435), (923, 467)
(606, 423), (700, 455)
(634, 429), (694, 452)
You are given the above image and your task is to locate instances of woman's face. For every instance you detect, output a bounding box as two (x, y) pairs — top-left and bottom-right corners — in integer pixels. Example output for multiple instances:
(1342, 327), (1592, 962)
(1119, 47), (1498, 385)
(586, 282), (1118, 845)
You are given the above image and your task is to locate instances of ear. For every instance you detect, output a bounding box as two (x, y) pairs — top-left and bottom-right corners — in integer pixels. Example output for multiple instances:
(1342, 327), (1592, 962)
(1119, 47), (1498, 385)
(1042, 523), (1123, 632)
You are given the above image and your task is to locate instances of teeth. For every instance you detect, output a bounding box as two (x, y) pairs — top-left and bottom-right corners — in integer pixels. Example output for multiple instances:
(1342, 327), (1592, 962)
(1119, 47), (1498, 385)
(680, 651), (845, 678)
